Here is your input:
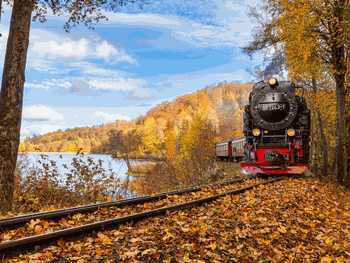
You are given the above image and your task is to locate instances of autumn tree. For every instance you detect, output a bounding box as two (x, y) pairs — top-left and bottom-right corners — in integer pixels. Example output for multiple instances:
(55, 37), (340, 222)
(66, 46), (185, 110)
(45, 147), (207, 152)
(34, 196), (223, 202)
(0, 0), (148, 214)
(108, 129), (141, 172)
(243, 0), (349, 185)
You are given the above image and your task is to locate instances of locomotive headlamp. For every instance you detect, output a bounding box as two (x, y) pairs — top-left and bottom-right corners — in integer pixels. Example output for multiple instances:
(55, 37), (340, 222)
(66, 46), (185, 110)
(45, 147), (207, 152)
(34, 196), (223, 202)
(287, 128), (295, 136)
(268, 77), (278, 86)
(253, 129), (261, 136)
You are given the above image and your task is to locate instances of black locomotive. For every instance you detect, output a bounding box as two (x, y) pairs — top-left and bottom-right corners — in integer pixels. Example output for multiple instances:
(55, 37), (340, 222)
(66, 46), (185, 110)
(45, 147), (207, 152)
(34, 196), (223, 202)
(240, 77), (310, 174)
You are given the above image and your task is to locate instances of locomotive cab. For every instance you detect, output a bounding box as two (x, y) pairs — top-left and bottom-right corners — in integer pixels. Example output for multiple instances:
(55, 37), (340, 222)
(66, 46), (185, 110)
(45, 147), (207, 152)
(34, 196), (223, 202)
(241, 77), (310, 174)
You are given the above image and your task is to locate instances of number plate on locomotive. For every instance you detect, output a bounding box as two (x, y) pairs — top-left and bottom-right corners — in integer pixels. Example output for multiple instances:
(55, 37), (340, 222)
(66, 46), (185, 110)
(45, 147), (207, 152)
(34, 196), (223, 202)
(258, 103), (286, 111)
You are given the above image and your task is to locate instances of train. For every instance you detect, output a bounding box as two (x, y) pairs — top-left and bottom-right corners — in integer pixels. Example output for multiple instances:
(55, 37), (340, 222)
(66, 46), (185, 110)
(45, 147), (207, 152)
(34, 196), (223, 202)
(215, 137), (246, 161)
(215, 77), (310, 175)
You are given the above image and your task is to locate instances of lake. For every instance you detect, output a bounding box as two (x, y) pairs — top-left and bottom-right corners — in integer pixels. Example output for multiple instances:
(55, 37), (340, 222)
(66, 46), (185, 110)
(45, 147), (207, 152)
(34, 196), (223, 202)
(17, 153), (150, 182)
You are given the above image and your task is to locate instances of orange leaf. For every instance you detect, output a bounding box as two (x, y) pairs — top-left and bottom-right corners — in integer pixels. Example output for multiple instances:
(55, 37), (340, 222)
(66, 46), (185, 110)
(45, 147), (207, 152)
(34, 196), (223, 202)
(57, 238), (66, 249)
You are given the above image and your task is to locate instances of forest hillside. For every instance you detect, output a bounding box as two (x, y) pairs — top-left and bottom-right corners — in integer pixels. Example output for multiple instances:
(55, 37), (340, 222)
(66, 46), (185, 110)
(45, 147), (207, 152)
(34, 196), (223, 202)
(20, 81), (252, 158)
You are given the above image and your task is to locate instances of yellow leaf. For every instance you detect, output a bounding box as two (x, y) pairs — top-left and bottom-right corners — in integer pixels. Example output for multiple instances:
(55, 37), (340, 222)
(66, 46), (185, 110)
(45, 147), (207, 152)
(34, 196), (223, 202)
(278, 226), (287, 233)
(262, 240), (271, 246)
(67, 220), (75, 225)
(34, 225), (42, 233)
(250, 198), (257, 204)
(207, 244), (217, 250)
(42, 221), (50, 230)
(321, 257), (332, 263)
(300, 228), (308, 234)
(325, 238), (333, 245)
(102, 238), (113, 245)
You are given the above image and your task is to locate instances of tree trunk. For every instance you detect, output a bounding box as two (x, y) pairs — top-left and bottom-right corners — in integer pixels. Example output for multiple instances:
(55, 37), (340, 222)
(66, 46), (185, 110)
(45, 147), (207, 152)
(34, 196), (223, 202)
(310, 110), (317, 174)
(332, 1), (347, 186)
(120, 151), (133, 173)
(335, 81), (346, 184)
(0, 0), (33, 215)
(334, 57), (347, 185)
(347, 93), (350, 186)
(312, 78), (328, 177)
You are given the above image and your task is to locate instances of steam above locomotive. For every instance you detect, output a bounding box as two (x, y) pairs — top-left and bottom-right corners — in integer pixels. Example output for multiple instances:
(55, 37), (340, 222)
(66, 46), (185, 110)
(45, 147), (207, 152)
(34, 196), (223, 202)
(241, 77), (311, 174)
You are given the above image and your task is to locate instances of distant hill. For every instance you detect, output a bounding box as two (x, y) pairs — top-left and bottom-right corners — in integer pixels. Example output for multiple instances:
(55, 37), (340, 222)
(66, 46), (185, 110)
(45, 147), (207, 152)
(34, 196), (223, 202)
(20, 81), (253, 156)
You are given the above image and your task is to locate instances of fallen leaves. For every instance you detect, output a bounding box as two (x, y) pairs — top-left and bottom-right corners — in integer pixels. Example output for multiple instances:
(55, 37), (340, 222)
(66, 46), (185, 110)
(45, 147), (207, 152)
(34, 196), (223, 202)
(1, 177), (264, 246)
(3, 177), (350, 262)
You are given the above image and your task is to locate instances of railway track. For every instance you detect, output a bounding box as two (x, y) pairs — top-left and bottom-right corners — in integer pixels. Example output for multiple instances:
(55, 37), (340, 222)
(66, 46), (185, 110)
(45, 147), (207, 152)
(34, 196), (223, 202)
(0, 175), (285, 259)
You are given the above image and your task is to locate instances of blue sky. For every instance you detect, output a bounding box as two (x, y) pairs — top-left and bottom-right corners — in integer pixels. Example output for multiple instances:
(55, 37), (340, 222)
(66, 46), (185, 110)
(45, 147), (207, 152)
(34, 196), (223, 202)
(0, 0), (260, 141)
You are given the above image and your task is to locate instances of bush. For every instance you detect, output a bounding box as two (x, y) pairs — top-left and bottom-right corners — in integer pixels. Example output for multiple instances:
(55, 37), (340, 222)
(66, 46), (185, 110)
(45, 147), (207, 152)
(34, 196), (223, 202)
(13, 149), (130, 214)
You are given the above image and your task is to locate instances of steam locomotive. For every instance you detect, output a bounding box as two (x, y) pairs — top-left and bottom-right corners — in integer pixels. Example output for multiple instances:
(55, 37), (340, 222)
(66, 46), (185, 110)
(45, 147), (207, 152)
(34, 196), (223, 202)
(215, 77), (310, 175)
(241, 77), (310, 174)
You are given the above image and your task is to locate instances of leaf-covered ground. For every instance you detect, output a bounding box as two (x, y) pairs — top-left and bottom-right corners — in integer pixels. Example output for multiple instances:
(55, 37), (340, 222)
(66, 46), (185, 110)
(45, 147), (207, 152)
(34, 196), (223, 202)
(6, 177), (350, 263)
(1, 177), (262, 244)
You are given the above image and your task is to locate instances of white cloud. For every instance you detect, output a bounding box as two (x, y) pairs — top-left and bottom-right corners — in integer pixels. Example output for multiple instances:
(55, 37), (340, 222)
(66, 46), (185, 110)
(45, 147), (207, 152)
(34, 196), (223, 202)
(30, 36), (138, 65)
(32, 38), (90, 59)
(102, 13), (181, 27)
(25, 79), (72, 90)
(88, 111), (131, 122)
(24, 74), (141, 93)
(23, 105), (64, 122)
(95, 40), (138, 65)
(88, 77), (143, 91)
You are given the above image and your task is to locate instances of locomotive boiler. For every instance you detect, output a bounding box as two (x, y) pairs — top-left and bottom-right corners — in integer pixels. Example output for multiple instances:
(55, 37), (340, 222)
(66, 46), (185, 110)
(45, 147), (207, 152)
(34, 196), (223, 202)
(241, 77), (310, 174)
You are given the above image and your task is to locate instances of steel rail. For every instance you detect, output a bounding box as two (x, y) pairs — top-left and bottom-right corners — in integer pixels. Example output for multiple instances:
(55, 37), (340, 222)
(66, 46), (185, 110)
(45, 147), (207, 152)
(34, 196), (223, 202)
(0, 176), (284, 257)
(0, 175), (256, 229)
